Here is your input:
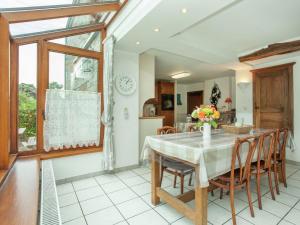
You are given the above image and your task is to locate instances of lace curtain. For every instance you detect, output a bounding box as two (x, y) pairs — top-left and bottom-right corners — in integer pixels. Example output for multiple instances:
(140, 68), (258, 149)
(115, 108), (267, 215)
(102, 35), (116, 170)
(44, 89), (101, 151)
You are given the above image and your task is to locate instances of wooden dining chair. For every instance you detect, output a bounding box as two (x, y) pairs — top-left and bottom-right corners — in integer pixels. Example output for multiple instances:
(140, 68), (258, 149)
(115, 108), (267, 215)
(157, 126), (194, 194)
(251, 130), (278, 210)
(209, 135), (259, 225)
(274, 128), (289, 188)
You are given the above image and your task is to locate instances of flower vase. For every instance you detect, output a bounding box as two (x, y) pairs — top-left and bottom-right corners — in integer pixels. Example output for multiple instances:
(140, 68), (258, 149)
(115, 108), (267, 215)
(200, 123), (211, 140)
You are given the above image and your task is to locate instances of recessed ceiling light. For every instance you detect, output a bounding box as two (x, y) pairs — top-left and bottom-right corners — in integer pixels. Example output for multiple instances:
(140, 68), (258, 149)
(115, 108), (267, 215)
(154, 28), (160, 32)
(171, 72), (191, 79)
(181, 8), (187, 14)
(136, 41), (140, 45)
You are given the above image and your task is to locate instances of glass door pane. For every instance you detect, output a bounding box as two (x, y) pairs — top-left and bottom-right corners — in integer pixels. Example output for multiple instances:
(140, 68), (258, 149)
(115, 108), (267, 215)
(18, 44), (37, 151)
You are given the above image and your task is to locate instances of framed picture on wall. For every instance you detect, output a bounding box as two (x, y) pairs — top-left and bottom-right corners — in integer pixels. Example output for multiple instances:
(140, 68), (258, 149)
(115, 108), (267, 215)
(161, 94), (174, 110)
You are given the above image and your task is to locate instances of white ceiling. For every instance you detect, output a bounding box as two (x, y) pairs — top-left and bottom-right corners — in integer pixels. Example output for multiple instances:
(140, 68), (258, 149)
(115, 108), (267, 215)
(116, 0), (300, 82)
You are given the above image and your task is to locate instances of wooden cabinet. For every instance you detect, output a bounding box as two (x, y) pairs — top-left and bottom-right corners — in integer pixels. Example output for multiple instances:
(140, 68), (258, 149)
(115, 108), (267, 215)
(155, 81), (174, 126)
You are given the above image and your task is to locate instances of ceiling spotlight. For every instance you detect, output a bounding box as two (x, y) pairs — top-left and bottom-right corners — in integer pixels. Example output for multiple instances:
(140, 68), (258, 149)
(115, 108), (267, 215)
(154, 28), (160, 32)
(171, 72), (191, 79)
(136, 41), (140, 45)
(181, 8), (187, 13)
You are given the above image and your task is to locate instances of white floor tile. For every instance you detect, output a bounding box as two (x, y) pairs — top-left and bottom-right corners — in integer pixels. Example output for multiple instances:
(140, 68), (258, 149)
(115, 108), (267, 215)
(239, 206), (281, 225)
(121, 176), (147, 186)
(132, 167), (150, 175)
(63, 217), (87, 225)
(76, 186), (104, 202)
(101, 180), (127, 193)
(85, 206), (124, 225)
(161, 177), (175, 188)
(223, 216), (253, 225)
(117, 198), (151, 219)
(293, 201), (300, 210)
(127, 210), (168, 225)
(287, 178), (300, 188)
(280, 184), (300, 198)
(155, 204), (183, 223)
(171, 217), (194, 225)
(207, 203), (232, 225)
(130, 182), (152, 196)
(57, 183), (74, 196)
(253, 197), (291, 218)
(140, 172), (151, 182)
(286, 166), (299, 177)
(265, 191), (299, 207)
(108, 188), (138, 205)
(115, 221), (129, 225)
(59, 192), (78, 207)
(213, 194), (249, 213)
(163, 186), (188, 197)
(80, 195), (113, 215)
(140, 193), (164, 208)
(289, 171), (300, 181)
(60, 203), (83, 223)
(73, 178), (98, 191)
(94, 174), (120, 185)
(278, 220), (295, 225)
(115, 170), (138, 179)
(284, 208), (300, 224)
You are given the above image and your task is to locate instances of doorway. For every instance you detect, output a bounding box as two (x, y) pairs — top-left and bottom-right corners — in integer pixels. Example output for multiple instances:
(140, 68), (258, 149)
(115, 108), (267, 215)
(187, 91), (203, 115)
(252, 63), (294, 131)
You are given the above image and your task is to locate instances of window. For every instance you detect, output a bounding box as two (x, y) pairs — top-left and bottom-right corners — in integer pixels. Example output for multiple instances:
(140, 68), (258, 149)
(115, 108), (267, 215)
(18, 44), (37, 151)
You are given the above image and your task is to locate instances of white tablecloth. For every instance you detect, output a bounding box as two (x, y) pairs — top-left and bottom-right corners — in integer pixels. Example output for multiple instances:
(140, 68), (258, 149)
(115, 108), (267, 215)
(142, 129), (269, 188)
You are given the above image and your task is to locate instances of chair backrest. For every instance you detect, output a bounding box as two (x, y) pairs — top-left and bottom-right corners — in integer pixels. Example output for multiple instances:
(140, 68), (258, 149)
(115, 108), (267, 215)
(231, 135), (260, 184)
(276, 128), (289, 161)
(157, 126), (177, 135)
(257, 130), (277, 169)
(188, 125), (199, 132)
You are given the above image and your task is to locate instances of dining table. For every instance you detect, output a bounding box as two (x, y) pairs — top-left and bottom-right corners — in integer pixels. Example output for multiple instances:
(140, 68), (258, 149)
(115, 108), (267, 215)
(141, 129), (272, 225)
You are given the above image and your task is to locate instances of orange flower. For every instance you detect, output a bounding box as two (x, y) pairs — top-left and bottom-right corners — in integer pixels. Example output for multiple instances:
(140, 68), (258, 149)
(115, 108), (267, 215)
(198, 111), (206, 119)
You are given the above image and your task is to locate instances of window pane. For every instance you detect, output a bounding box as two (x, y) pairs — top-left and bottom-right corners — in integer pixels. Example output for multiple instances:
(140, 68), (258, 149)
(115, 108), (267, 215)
(50, 31), (101, 52)
(18, 44), (37, 151)
(49, 52), (98, 92)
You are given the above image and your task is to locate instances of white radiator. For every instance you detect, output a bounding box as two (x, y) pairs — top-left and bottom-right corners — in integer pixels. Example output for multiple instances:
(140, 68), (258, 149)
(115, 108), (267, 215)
(40, 160), (62, 225)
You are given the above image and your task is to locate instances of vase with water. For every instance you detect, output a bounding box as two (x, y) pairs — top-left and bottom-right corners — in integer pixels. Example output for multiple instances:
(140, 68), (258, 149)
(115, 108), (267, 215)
(200, 123), (211, 139)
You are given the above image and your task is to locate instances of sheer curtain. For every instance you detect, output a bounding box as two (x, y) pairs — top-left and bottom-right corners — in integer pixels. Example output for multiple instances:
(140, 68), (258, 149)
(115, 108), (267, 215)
(101, 35), (116, 170)
(44, 89), (101, 151)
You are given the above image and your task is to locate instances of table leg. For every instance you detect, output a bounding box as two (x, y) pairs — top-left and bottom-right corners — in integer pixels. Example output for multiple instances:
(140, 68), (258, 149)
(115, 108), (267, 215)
(195, 167), (208, 225)
(151, 150), (160, 205)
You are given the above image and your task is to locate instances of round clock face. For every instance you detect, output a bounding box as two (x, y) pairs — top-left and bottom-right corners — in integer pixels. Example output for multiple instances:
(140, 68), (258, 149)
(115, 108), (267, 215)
(116, 75), (136, 95)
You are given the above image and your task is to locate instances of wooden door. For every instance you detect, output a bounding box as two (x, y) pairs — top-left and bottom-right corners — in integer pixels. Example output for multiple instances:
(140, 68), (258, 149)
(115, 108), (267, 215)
(187, 91), (203, 114)
(253, 63), (294, 131)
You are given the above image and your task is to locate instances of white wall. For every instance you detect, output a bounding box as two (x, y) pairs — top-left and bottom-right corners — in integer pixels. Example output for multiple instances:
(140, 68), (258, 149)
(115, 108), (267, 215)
(203, 76), (236, 110)
(235, 70), (253, 124)
(139, 53), (155, 116)
(235, 56), (300, 162)
(52, 50), (140, 180)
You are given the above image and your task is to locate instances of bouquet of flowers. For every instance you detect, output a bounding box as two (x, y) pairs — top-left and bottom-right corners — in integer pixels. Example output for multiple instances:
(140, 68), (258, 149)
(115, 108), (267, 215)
(191, 105), (220, 128)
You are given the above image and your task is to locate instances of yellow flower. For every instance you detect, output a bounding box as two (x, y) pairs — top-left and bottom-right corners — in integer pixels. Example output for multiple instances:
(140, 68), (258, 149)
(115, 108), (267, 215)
(213, 111), (220, 119)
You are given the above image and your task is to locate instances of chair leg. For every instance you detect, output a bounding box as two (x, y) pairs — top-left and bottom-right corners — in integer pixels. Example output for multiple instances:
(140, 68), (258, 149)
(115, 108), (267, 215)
(282, 161), (288, 188)
(256, 173), (262, 209)
(273, 163), (280, 195)
(220, 188), (223, 199)
(246, 180), (255, 217)
(229, 188), (237, 225)
(268, 170), (276, 200)
(173, 174), (177, 188)
(211, 190), (215, 197)
(180, 175), (184, 194)
(160, 166), (164, 187)
(188, 173), (193, 186)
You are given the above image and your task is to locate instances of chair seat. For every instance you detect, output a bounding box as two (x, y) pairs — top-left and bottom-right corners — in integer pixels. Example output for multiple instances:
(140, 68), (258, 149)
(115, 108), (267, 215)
(162, 159), (193, 173)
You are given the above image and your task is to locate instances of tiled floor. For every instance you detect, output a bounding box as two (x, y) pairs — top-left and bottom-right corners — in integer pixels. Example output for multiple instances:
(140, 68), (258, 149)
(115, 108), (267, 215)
(56, 163), (300, 225)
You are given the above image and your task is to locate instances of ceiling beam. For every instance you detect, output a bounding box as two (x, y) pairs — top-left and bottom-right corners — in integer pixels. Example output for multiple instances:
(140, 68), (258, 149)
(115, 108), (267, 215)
(1, 2), (120, 24)
(13, 23), (105, 45)
(239, 40), (300, 62)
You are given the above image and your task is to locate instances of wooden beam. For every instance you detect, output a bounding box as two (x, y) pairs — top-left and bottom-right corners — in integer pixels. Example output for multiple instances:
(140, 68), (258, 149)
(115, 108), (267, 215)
(2, 2), (120, 24)
(10, 42), (19, 154)
(239, 40), (300, 62)
(0, 16), (10, 169)
(13, 23), (105, 45)
(47, 42), (101, 59)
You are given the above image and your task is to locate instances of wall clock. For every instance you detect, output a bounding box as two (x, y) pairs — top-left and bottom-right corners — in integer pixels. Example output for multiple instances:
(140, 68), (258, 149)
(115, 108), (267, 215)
(115, 75), (137, 96)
